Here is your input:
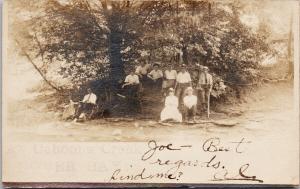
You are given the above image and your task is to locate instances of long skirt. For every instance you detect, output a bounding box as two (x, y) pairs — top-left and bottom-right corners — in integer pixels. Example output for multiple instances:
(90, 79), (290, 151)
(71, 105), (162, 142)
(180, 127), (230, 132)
(160, 106), (182, 122)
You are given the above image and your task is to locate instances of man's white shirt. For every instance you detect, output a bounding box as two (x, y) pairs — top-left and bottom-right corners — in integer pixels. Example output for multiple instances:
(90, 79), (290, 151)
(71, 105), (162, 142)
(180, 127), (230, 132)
(125, 74), (140, 84)
(183, 95), (197, 109)
(165, 70), (177, 80)
(148, 70), (163, 80)
(135, 64), (151, 75)
(82, 93), (97, 104)
(176, 72), (192, 83)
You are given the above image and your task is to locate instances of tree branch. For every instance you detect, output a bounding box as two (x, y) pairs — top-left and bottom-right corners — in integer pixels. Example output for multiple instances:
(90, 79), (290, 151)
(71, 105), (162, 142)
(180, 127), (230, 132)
(33, 33), (45, 61)
(15, 39), (62, 92)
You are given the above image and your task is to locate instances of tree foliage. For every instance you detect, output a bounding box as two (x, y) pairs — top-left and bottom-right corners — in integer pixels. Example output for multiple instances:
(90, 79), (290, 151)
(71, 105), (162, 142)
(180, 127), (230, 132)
(10, 0), (272, 99)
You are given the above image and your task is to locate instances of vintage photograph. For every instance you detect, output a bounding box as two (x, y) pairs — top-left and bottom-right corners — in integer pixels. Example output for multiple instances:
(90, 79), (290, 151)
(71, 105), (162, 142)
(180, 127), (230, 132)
(4, 0), (298, 141)
(2, 0), (299, 186)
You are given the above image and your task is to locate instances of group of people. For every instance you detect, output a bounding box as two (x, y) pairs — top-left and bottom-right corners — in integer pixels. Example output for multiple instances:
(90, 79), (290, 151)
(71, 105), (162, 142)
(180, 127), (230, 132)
(63, 60), (213, 123)
(122, 61), (213, 122)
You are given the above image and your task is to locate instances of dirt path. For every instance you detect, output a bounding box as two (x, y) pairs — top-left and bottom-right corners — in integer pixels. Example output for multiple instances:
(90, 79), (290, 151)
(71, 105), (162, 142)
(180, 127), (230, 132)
(4, 82), (297, 143)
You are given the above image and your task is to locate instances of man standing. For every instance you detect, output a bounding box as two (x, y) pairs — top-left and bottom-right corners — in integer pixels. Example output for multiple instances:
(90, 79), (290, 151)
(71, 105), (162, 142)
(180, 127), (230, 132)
(197, 66), (213, 113)
(162, 63), (177, 95)
(175, 64), (192, 104)
(147, 63), (163, 91)
(183, 87), (197, 122)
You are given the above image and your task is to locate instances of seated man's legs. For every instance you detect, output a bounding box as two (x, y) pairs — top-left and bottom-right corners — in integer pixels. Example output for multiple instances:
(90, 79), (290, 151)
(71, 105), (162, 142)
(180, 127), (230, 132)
(141, 75), (149, 85)
(74, 103), (84, 118)
(183, 105), (196, 121)
(191, 105), (197, 119)
(124, 84), (139, 112)
(125, 85), (138, 97)
(182, 105), (188, 121)
(154, 78), (163, 91)
(84, 103), (95, 118)
(148, 78), (162, 90)
(139, 75), (147, 91)
(131, 84), (139, 96)
(74, 103), (95, 120)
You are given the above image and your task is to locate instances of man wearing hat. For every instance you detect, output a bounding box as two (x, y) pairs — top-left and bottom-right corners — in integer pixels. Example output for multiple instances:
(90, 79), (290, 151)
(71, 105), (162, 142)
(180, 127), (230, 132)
(197, 66), (213, 112)
(175, 64), (192, 104)
(147, 63), (163, 90)
(183, 87), (197, 122)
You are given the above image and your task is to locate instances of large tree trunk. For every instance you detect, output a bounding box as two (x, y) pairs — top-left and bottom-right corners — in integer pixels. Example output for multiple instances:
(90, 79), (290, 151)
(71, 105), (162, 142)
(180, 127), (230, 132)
(108, 19), (125, 86)
(101, 1), (125, 89)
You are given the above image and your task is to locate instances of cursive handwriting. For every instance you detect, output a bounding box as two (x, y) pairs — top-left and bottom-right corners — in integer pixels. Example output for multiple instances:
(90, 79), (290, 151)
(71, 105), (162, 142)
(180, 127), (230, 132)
(108, 138), (261, 183)
(150, 158), (199, 171)
(202, 138), (251, 153)
(109, 167), (183, 181)
(212, 163), (263, 183)
(141, 140), (191, 161)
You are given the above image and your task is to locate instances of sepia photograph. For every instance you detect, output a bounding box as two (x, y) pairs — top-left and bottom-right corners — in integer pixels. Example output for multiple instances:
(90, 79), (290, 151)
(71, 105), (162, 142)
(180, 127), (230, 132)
(2, 0), (299, 186)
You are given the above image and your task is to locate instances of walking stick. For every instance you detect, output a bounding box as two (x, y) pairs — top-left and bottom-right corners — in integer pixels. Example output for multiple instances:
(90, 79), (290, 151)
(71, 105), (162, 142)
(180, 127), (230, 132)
(207, 89), (211, 119)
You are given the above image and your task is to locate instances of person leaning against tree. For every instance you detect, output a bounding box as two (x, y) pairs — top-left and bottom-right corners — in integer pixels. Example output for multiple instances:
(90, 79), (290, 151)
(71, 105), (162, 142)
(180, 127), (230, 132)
(175, 64), (192, 104)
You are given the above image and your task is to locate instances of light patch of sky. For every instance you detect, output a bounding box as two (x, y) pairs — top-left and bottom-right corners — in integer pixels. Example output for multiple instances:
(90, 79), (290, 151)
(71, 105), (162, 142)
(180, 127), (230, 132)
(240, 1), (295, 35)
(240, 14), (259, 31)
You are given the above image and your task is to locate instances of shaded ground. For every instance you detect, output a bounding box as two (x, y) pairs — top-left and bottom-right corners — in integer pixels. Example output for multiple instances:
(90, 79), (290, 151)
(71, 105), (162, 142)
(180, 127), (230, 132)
(5, 81), (296, 142)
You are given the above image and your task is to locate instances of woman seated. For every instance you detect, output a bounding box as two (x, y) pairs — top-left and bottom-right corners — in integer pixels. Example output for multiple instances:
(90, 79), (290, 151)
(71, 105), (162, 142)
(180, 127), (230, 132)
(160, 88), (182, 122)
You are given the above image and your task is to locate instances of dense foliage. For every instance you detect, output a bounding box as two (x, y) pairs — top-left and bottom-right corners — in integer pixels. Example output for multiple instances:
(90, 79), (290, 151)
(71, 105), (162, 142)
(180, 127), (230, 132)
(10, 0), (272, 102)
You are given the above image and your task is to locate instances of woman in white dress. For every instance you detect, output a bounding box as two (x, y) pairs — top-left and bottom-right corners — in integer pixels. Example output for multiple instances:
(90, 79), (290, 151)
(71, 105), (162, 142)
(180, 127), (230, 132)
(160, 88), (182, 122)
